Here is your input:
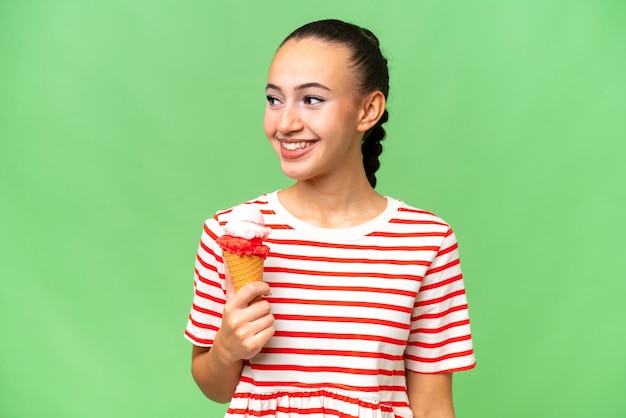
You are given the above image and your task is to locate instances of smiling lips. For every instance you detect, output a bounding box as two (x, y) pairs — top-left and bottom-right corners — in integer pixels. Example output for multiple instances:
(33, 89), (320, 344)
(281, 141), (315, 150)
(278, 139), (317, 159)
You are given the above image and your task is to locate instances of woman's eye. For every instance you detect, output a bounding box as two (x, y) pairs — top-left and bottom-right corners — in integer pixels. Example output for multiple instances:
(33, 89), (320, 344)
(304, 96), (324, 105)
(266, 95), (281, 106)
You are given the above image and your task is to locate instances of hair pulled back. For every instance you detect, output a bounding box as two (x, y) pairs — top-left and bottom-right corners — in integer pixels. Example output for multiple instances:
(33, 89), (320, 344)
(282, 19), (390, 188)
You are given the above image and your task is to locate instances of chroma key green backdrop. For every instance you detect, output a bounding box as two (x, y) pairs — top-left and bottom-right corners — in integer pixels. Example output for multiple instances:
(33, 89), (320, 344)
(1, 1), (625, 417)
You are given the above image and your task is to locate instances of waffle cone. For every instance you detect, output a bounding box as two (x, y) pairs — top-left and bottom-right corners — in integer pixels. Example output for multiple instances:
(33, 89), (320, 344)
(223, 251), (265, 301)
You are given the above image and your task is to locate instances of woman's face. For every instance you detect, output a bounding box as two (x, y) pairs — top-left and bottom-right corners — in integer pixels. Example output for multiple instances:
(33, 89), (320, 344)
(264, 37), (369, 183)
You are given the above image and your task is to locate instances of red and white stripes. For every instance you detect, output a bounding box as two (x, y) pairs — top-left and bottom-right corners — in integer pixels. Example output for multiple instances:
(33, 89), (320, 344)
(185, 192), (475, 417)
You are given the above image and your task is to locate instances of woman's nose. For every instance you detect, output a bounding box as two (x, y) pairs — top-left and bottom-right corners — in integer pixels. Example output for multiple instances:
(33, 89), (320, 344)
(277, 104), (304, 133)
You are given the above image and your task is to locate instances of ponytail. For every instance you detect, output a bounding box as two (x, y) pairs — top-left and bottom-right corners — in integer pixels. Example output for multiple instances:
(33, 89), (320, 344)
(361, 109), (389, 188)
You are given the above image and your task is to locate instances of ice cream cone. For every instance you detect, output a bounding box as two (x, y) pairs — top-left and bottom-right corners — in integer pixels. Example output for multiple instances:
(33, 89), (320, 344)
(217, 204), (271, 304)
(223, 250), (265, 303)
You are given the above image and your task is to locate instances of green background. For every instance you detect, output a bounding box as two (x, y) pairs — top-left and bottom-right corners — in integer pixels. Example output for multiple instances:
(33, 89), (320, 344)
(1, 1), (625, 417)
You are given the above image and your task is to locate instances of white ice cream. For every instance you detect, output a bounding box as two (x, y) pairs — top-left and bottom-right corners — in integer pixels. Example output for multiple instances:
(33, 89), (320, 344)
(224, 204), (271, 240)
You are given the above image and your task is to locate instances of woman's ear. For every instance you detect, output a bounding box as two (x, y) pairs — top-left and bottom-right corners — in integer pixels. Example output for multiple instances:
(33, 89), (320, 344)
(357, 91), (386, 133)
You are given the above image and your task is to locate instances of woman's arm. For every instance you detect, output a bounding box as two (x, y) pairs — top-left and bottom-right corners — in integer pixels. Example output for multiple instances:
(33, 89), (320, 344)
(191, 345), (243, 403)
(190, 281), (275, 403)
(406, 371), (455, 418)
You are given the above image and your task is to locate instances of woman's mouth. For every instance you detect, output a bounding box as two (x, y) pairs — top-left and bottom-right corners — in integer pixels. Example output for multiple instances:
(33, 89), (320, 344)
(281, 141), (314, 150)
(278, 139), (317, 159)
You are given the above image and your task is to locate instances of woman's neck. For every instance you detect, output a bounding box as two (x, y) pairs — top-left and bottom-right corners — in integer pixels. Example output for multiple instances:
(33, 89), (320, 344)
(277, 176), (387, 229)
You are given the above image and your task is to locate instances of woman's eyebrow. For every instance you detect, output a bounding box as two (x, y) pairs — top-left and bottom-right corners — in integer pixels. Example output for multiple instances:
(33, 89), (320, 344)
(266, 82), (331, 91)
(296, 82), (331, 91)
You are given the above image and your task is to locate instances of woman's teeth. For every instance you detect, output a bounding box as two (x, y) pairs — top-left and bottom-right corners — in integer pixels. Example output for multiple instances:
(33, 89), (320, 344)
(281, 141), (313, 150)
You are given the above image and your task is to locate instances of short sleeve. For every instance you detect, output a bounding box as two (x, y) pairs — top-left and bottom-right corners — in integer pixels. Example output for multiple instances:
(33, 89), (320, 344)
(404, 227), (476, 373)
(183, 216), (227, 346)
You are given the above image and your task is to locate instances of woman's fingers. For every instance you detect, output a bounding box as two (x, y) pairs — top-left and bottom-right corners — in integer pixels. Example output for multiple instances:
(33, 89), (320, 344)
(218, 287), (274, 361)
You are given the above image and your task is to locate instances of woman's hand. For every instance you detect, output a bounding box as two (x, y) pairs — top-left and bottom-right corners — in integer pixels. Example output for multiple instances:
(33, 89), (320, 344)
(212, 280), (275, 364)
(190, 277), (274, 403)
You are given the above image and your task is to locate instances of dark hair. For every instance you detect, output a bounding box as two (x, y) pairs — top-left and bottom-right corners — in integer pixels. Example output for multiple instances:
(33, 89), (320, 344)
(282, 19), (390, 188)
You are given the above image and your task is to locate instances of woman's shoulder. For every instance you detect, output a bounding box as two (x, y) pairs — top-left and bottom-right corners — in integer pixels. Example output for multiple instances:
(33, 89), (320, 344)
(388, 197), (453, 230)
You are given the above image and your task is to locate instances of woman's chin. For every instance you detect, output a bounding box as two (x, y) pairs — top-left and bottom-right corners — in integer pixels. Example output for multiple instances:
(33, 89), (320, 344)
(279, 163), (317, 182)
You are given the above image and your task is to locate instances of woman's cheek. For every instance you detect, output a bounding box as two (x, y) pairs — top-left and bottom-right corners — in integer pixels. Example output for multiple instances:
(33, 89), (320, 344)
(263, 112), (274, 140)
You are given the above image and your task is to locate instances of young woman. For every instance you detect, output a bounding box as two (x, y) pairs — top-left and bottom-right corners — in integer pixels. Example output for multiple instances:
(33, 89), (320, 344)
(185, 19), (476, 418)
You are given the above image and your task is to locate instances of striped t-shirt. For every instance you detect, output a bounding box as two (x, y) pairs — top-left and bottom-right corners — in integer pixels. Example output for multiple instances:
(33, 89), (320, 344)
(185, 192), (476, 418)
